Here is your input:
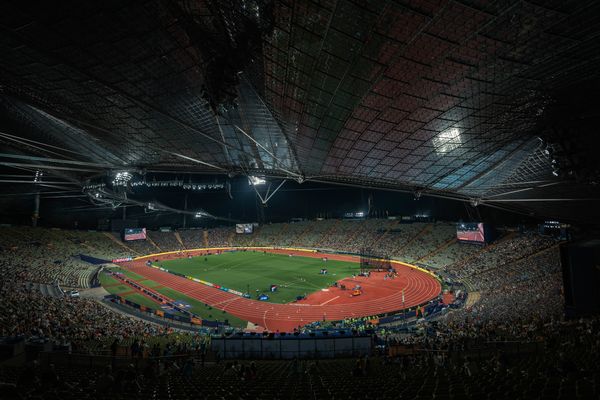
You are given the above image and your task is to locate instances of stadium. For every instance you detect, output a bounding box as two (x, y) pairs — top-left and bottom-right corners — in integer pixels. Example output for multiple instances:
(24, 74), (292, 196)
(1, 1), (600, 399)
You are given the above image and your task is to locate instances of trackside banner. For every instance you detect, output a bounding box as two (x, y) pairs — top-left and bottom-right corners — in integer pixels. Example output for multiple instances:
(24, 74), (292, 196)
(132, 246), (318, 261)
(112, 257), (133, 263)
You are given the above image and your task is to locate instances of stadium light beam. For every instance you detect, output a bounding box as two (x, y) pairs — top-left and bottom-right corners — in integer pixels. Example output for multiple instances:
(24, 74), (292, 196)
(112, 171), (133, 186)
(249, 176), (266, 186)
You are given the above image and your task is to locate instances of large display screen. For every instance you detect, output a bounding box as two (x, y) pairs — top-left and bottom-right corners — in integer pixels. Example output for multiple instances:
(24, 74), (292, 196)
(123, 227), (147, 241)
(235, 224), (254, 234)
(456, 223), (485, 243)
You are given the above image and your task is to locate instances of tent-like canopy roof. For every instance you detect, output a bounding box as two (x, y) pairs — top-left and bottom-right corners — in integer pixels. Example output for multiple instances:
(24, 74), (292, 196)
(1, 0), (599, 221)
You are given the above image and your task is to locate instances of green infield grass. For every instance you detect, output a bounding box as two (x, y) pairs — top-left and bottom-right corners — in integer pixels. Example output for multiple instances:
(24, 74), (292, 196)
(154, 250), (360, 304)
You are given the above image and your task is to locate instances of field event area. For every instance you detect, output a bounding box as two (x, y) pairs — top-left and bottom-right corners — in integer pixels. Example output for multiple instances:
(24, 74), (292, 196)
(154, 251), (357, 304)
(119, 248), (442, 332)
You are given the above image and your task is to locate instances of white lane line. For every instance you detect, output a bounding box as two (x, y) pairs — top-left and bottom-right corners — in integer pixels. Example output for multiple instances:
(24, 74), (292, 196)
(263, 308), (270, 331)
(319, 296), (340, 306)
(212, 297), (240, 307)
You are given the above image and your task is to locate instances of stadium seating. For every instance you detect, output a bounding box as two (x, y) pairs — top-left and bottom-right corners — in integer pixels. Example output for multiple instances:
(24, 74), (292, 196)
(179, 229), (206, 249)
(1, 316), (598, 400)
(211, 227), (240, 247)
(423, 240), (481, 269)
(148, 231), (182, 252)
(248, 223), (282, 247)
(0, 227), (104, 288)
(400, 222), (457, 262)
(0, 222), (572, 376)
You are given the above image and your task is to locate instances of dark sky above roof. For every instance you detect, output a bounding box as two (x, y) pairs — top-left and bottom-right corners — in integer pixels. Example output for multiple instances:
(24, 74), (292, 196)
(1, 0), (599, 223)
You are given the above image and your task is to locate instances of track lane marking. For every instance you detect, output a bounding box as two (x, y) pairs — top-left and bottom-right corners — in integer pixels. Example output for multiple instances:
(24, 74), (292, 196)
(319, 296), (339, 306)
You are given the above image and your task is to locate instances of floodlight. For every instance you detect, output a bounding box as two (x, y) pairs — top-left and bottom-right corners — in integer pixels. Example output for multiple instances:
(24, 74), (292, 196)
(33, 170), (43, 183)
(112, 171), (133, 186)
(433, 128), (461, 154)
(249, 176), (266, 186)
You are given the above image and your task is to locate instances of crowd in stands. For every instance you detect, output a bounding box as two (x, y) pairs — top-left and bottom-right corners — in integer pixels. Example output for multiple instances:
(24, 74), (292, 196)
(0, 280), (176, 352)
(111, 233), (158, 256)
(425, 239), (480, 269)
(251, 223), (287, 247)
(0, 220), (596, 399)
(63, 230), (130, 260)
(443, 234), (556, 288)
(0, 223), (574, 371)
(1, 315), (598, 399)
(359, 233), (565, 361)
(0, 227), (211, 357)
(203, 228), (229, 248)
(147, 231), (182, 252)
(177, 229), (205, 249)
(0, 228), (104, 288)
(374, 222), (424, 258)
(400, 223), (456, 262)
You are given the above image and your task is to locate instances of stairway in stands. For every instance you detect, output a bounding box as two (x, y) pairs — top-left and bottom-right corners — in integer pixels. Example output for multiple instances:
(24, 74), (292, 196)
(146, 236), (162, 253)
(289, 223), (311, 247)
(456, 232), (516, 268)
(272, 223), (289, 247)
(226, 231), (236, 247)
(203, 230), (209, 248)
(469, 241), (561, 279)
(396, 223), (431, 255)
(315, 219), (340, 248)
(174, 231), (185, 249)
(418, 237), (457, 264)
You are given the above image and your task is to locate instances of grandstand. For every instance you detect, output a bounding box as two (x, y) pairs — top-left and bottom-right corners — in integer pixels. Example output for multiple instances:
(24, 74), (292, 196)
(148, 231), (182, 253)
(1, 1), (599, 399)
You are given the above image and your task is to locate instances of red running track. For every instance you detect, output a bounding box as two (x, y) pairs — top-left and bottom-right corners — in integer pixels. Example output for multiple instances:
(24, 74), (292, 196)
(121, 250), (441, 332)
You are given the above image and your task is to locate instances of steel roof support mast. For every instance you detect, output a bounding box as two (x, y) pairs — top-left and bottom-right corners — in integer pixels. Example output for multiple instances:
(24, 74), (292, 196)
(248, 176), (287, 206)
